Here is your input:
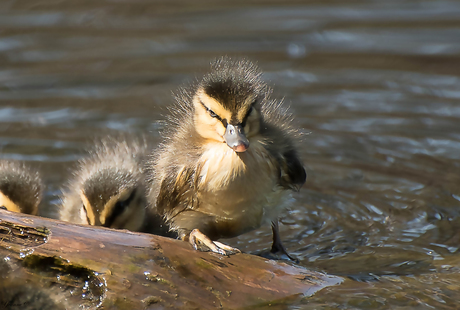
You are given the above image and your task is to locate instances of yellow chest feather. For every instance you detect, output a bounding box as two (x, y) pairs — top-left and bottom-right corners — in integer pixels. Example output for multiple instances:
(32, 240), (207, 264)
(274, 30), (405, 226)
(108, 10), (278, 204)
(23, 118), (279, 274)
(198, 141), (275, 189)
(196, 140), (287, 228)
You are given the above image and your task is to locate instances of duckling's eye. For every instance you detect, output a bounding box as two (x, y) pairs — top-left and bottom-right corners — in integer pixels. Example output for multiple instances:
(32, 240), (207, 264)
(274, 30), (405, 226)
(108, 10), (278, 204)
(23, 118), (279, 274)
(199, 100), (220, 120)
(207, 108), (222, 121)
(208, 109), (218, 118)
(0, 206), (6, 210)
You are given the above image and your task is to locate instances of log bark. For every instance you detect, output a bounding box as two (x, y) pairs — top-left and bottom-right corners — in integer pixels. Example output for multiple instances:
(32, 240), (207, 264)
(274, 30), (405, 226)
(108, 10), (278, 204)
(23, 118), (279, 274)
(0, 209), (342, 309)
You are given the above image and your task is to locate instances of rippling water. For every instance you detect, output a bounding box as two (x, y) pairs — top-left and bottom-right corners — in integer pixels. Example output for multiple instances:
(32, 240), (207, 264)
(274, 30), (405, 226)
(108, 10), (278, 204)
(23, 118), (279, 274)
(2, 1), (460, 308)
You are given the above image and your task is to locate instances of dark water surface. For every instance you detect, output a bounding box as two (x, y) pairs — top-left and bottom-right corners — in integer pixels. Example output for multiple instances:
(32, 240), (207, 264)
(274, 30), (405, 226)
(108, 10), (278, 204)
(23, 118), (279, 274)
(2, 1), (460, 308)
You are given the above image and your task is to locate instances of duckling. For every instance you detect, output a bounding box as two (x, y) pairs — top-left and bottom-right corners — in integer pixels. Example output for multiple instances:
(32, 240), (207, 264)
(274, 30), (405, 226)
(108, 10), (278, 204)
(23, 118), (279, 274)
(0, 160), (42, 215)
(59, 136), (151, 232)
(148, 58), (306, 256)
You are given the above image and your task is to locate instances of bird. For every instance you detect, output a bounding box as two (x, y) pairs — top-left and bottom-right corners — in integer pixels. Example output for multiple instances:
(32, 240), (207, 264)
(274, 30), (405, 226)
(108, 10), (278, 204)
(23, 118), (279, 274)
(147, 57), (306, 256)
(0, 160), (42, 215)
(59, 136), (166, 233)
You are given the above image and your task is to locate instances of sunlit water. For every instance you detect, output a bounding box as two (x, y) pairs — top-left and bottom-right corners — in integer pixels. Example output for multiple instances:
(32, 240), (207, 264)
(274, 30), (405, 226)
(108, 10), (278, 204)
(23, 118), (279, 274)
(1, 1), (460, 308)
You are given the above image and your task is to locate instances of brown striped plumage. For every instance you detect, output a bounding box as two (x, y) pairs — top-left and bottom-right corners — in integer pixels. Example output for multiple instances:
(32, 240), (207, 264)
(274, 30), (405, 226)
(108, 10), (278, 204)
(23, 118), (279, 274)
(0, 160), (42, 215)
(59, 136), (168, 234)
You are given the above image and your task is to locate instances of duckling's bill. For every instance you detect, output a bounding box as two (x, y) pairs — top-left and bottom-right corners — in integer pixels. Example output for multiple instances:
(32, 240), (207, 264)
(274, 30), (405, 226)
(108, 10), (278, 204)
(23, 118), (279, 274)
(193, 87), (257, 153)
(224, 124), (249, 152)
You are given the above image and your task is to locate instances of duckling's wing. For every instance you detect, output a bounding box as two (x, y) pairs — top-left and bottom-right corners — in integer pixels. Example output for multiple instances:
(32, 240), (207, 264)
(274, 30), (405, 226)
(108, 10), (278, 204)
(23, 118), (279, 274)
(261, 123), (306, 192)
(156, 166), (197, 220)
(279, 148), (306, 191)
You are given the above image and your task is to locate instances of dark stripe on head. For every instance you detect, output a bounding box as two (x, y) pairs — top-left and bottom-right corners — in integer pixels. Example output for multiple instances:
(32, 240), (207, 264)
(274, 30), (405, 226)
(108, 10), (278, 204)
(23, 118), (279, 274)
(200, 100), (222, 121)
(104, 189), (137, 228)
(0, 161), (41, 214)
(82, 205), (91, 225)
(200, 100), (229, 127)
(230, 114), (239, 125)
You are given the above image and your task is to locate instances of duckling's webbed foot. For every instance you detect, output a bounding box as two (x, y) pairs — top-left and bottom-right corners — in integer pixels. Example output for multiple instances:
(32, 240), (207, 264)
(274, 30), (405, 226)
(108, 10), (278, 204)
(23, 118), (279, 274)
(189, 229), (241, 255)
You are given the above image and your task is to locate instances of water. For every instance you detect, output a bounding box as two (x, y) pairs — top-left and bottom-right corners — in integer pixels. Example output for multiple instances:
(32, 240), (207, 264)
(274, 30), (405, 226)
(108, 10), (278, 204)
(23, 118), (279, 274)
(1, 1), (460, 308)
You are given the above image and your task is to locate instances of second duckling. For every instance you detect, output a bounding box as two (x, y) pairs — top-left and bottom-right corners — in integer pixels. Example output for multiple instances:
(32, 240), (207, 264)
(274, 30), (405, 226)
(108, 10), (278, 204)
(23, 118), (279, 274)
(0, 160), (42, 215)
(60, 137), (149, 232)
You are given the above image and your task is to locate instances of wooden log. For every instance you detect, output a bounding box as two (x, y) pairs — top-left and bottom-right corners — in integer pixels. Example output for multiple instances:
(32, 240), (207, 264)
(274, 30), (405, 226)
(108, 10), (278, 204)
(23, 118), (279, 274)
(0, 209), (342, 309)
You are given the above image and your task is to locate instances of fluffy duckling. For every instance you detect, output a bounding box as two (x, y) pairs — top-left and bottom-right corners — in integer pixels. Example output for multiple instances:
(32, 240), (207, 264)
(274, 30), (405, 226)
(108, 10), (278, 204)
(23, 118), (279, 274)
(0, 160), (42, 215)
(148, 58), (306, 255)
(60, 136), (150, 232)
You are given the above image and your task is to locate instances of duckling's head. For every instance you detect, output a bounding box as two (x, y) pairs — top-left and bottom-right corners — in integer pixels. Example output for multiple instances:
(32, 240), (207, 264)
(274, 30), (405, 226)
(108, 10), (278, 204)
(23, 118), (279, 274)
(192, 58), (268, 152)
(0, 160), (42, 215)
(79, 168), (146, 231)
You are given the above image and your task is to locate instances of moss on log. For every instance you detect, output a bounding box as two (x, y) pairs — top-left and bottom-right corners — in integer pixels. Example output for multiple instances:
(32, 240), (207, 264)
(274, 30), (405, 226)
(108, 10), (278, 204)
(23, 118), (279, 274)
(0, 209), (342, 309)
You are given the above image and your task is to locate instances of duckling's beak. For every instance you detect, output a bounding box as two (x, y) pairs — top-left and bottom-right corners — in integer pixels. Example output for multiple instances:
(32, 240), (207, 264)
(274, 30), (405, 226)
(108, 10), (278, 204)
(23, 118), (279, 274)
(224, 124), (249, 152)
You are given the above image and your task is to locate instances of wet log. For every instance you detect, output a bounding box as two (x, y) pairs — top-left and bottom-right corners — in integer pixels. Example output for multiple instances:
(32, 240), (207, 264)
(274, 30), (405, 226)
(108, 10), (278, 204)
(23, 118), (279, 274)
(0, 209), (342, 309)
